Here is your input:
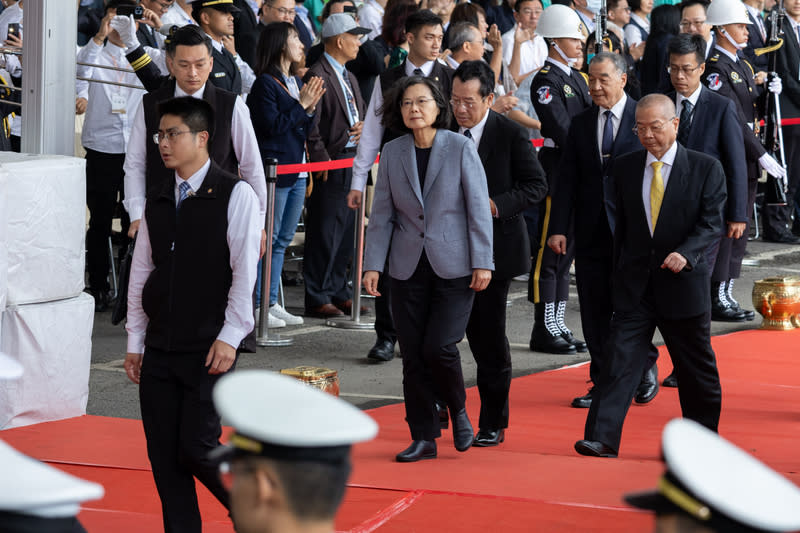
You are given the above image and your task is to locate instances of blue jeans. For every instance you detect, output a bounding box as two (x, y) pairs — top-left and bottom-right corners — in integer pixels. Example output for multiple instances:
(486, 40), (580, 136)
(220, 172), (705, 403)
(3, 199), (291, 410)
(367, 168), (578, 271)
(256, 178), (306, 306)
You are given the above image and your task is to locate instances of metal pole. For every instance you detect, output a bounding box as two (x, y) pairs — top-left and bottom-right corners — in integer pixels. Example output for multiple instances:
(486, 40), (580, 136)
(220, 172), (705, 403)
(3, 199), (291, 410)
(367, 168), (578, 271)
(325, 200), (375, 329)
(257, 158), (293, 347)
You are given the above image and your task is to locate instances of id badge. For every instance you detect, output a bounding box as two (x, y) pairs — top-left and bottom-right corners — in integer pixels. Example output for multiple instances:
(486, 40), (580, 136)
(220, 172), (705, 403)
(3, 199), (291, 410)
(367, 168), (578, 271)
(111, 93), (126, 114)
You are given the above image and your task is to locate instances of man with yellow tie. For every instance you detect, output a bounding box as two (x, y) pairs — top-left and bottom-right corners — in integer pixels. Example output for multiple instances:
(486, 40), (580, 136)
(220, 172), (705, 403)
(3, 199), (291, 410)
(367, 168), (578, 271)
(574, 94), (727, 458)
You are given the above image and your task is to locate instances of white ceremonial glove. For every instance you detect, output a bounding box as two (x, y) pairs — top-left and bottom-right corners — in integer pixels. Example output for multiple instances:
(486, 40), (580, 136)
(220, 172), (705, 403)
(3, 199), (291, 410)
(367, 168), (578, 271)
(768, 75), (783, 95)
(759, 152), (787, 179)
(110, 15), (139, 51)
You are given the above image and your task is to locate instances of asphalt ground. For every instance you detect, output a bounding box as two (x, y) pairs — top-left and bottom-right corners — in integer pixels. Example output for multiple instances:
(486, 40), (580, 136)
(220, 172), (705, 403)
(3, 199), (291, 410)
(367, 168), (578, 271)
(86, 234), (800, 420)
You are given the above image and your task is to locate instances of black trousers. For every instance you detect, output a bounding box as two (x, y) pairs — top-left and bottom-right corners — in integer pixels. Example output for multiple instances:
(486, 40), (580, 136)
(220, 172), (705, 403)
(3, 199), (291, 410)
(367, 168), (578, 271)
(528, 197), (574, 304)
(465, 277), (512, 431)
(140, 347), (234, 533)
(763, 124), (800, 238)
(85, 148), (129, 293)
(392, 253), (474, 440)
(303, 153), (356, 309)
(583, 285), (721, 453)
(712, 173), (758, 282)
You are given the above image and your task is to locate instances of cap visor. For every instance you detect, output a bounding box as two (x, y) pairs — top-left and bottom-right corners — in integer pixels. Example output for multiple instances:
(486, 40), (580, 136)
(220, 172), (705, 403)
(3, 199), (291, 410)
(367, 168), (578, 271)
(624, 490), (674, 512)
(348, 27), (372, 35)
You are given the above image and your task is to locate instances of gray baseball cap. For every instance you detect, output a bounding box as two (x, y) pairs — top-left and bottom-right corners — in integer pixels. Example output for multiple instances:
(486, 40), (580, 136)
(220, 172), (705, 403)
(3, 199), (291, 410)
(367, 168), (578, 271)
(321, 13), (371, 39)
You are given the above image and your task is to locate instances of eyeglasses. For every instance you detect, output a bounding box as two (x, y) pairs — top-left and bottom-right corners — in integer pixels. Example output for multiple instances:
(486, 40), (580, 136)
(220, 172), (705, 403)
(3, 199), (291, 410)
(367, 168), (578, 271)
(269, 5), (296, 17)
(450, 96), (486, 110)
(679, 19), (707, 29)
(632, 119), (675, 135)
(401, 97), (436, 108)
(667, 64), (702, 76)
(218, 461), (258, 491)
(152, 130), (196, 144)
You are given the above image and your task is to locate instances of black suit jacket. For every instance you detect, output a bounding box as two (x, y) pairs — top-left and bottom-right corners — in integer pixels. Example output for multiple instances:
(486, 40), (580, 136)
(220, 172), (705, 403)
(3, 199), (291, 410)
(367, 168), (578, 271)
(612, 146), (726, 319)
(744, 10), (769, 72)
(233, 0), (261, 69)
(136, 23), (159, 49)
(668, 86), (747, 223)
(550, 96), (642, 248)
(770, 14), (800, 119)
(305, 56), (367, 160)
(476, 111), (548, 279)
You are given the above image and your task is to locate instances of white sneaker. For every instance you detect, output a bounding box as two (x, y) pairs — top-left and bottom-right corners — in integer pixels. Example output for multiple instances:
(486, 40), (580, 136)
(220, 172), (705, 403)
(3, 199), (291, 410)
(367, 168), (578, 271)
(267, 312), (286, 328)
(270, 303), (304, 326)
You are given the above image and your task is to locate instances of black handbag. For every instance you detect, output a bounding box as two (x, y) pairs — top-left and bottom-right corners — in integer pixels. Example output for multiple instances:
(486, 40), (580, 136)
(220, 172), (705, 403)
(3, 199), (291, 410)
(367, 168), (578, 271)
(111, 234), (136, 326)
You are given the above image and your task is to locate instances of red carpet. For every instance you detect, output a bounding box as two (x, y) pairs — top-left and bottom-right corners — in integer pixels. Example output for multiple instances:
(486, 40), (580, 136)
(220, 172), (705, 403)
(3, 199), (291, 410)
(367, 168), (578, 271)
(3, 329), (799, 532)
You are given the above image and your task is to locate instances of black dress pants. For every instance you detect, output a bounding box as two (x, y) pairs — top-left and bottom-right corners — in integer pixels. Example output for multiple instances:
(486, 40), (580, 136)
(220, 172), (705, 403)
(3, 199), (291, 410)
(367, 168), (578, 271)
(85, 148), (129, 293)
(528, 197), (574, 304)
(583, 286), (722, 453)
(139, 347), (234, 533)
(304, 151), (356, 309)
(466, 277), (512, 431)
(764, 124), (800, 238)
(392, 253), (474, 440)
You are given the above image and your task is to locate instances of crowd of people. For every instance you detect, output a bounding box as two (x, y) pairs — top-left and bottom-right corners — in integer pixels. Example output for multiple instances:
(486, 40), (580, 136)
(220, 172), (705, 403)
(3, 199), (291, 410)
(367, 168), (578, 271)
(3, 0), (800, 529)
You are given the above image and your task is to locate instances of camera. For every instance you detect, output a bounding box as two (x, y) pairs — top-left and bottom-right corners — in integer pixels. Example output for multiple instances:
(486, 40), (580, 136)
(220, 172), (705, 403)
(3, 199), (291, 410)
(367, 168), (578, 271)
(117, 5), (144, 19)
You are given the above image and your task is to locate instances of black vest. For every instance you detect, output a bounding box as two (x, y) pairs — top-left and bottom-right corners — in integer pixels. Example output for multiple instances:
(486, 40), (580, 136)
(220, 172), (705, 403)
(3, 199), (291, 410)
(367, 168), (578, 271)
(211, 45), (243, 96)
(378, 60), (454, 148)
(142, 162), (238, 353)
(142, 80), (237, 199)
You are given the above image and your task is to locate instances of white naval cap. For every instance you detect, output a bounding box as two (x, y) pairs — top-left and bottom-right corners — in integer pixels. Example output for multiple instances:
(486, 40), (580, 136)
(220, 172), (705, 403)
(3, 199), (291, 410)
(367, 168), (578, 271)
(625, 419), (800, 532)
(211, 370), (378, 463)
(0, 440), (104, 518)
(0, 351), (23, 380)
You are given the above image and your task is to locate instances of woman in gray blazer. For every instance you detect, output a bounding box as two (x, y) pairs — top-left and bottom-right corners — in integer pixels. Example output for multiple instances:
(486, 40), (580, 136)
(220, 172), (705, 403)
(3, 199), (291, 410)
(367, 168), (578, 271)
(363, 77), (495, 463)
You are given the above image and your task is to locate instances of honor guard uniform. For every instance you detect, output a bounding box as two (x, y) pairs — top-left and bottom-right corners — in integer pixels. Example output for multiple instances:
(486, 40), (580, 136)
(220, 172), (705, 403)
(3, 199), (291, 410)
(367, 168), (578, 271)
(211, 370), (378, 533)
(625, 419), (800, 532)
(528, 4), (591, 355)
(703, 0), (788, 321)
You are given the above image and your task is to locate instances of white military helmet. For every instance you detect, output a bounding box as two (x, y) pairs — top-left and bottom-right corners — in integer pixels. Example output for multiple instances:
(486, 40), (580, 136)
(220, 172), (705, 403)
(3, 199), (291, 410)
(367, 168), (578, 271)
(536, 4), (586, 40)
(706, 0), (751, 26)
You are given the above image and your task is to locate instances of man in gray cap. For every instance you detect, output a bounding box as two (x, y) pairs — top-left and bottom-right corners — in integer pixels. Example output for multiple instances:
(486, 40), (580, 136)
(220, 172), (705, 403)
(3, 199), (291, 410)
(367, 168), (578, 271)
(211, 370), (378, 533)
(625, 418), (800, 532)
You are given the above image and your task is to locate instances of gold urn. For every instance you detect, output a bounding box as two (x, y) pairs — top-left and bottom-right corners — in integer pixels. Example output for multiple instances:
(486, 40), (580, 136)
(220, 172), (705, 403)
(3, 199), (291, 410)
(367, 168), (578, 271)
(752, 277), (800, 330)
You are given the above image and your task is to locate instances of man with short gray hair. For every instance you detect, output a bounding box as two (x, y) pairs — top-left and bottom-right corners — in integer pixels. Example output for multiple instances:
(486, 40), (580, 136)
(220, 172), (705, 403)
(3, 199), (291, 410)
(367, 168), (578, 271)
(444, 22), (485, 68)
(575, 94), (726, 458)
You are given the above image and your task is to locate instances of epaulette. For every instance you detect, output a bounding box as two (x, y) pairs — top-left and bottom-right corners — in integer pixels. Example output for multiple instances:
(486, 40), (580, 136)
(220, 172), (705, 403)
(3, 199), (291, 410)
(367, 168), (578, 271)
(708, 53), (720, 62)
(539, 66), (550, 74)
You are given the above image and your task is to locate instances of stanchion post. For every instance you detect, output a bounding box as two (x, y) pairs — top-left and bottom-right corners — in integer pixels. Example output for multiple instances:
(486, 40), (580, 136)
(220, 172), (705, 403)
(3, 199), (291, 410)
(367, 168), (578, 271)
(326, 198), (375, 329)
(257, 158), (293, 347)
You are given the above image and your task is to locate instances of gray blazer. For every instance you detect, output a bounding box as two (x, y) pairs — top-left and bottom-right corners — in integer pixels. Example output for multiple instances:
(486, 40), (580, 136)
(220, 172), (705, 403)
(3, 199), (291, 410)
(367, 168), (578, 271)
(364, 129), (495, 280)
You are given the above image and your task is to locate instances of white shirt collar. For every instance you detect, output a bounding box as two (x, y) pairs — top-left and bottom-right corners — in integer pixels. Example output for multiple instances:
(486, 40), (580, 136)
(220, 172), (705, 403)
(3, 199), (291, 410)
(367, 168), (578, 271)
(445, 55), (460, 69)
(404, 59), (435, 77)
(714, 44), (738, 62)
(645, 141), (678, 168)
(677, 84), (702, 109)
(545, 57), (572, 76)
(602, 92), (628, 120)
(205, 31), (224, 53)
(175, 83), (207, 100)
(175, 158), (212, 192)
(630, 12), (650, 30)
(743, 4), (761, 18)
(458, 106), (491, 147)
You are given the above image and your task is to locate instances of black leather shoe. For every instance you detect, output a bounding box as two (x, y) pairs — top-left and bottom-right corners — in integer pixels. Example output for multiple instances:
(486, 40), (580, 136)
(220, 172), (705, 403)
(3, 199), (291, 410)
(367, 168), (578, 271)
(436, 402), (449, 429)
(729, 303), (755, 321)
(91, 289), (112, 312)
(571, 388), (593, 408)
(634, 365), (659, 404)
(561, 332), (588, 352)
(473, 428), (505, 447)
(764, 232), (800, 244)
(662, 372), (678, 388)
(711, 301), (748, 322)
(367, 340), (395, 362)
(396, 440), (437, 462)
(451, 408), (474, 452)
(530, 329), (577, 354)
(574, 439), (617, 458)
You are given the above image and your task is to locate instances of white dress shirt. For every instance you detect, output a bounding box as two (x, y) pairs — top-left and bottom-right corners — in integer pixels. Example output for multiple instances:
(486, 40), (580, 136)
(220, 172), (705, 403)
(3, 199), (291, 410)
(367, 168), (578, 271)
(501, 27), (548, 78)
(624, 13), (650, 47)
(675, 83), (701, 127)
(359, 0), (385, 40)
(126, 158), (262, 354)
(350, 59), (437, 193)
(744, 4), (767, 41)
(596, 93), (627, 156)
(458, 107), (490, 152)
(642, 141), (678, 235)
(76, 40), (145, 153)
(160, 3), (197, 28)
(205, 31), (256, 95)
(714, 44), (738, 63)
(123, 82), (267, 222)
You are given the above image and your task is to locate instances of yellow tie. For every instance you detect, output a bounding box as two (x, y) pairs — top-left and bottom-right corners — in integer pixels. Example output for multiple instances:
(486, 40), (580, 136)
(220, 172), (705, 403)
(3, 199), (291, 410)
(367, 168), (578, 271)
(650, 161), (665, 231)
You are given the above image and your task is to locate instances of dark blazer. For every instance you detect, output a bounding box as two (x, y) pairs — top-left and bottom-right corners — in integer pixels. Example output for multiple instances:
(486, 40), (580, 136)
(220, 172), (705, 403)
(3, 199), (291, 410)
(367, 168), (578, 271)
(743, 10), (769, 72)
(247, 72), (314, 187)
(232, 0), (261, 68)
(136, 23), (160, 49)
(612, 145), (726, 319)
(770, 14), (800, 119)
(305, 55), (367, 161)
(640, 32), (674, 96)
(667, 86), (748, 223)
(477, 111), (548, 279)
(550, 96), (642, 245)
(294, 13), (315, 51)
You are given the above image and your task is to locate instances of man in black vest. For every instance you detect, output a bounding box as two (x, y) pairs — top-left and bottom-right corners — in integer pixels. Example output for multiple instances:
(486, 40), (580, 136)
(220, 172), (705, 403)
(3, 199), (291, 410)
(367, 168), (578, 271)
(124, 97), (261, 533)
(346, 9), (454, 363)
(192, 0), (256, 96)
(122, 24), (266, 250)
